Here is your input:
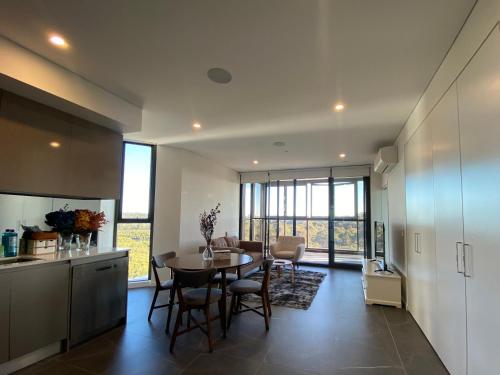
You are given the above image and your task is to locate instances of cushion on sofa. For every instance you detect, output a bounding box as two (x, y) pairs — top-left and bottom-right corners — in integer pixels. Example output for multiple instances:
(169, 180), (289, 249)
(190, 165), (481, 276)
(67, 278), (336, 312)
(225, 236), (240, 248)
(211, 237), (227, 248)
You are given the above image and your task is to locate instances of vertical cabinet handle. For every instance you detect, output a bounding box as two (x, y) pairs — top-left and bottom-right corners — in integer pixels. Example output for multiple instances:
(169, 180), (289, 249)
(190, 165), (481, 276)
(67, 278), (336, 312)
(464, 243), (472, 278)
(414, 233), (421, 254)
(455, 242), (464, 274)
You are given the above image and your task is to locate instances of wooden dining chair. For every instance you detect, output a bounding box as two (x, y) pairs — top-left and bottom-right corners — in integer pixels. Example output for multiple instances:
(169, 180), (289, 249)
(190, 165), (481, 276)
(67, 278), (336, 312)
(227, 258), (274, 331)
(169, 268), (224, 353)
(149, 252), (177, 332)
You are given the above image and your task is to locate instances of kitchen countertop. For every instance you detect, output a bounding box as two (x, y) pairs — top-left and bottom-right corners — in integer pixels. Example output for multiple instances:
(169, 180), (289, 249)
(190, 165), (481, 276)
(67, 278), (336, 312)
(0, 247), (129, 272)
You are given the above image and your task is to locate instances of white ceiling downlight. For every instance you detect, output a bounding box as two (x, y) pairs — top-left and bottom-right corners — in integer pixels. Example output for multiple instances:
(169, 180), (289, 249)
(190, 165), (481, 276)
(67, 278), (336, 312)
(207, 68), (232, 84)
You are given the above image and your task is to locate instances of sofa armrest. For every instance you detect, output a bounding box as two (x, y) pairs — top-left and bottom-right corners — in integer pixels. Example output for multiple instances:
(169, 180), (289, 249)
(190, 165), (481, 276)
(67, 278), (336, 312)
(239, 240), (263, 253)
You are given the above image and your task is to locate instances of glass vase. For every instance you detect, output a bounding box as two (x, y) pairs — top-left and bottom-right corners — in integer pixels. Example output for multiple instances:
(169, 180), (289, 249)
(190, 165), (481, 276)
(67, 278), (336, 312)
(59, 233), (74, 251)
(76, 233), (92, 251)
(202, 244), (214, 260)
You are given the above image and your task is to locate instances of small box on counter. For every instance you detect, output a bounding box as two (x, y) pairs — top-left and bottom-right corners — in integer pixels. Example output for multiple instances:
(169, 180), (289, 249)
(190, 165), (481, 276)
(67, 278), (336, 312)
(20, 229), (58, 255)
(213, 249), (231, 260)
(20, 238), (57, 255)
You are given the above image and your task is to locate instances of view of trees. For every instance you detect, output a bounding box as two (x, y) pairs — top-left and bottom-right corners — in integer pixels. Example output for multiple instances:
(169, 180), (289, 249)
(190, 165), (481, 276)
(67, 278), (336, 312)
(117, 222), (151, 280)
(243, 218), (363, 252)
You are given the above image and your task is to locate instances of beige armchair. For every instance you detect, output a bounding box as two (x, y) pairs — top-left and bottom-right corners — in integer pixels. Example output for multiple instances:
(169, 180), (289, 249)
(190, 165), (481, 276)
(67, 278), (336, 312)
(269, 236), (306, 267)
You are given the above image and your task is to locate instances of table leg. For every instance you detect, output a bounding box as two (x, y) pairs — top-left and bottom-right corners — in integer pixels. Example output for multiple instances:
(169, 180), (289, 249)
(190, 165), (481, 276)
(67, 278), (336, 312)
(291, 264), (295, 285)
(221, 269), (227, 338)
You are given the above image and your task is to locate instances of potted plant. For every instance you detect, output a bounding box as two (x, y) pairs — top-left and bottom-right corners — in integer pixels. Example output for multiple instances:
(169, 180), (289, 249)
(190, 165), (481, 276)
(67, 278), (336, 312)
(45, 205), (75, 251)
(199, 203), (221, 260)
(74, 209), (107, 251)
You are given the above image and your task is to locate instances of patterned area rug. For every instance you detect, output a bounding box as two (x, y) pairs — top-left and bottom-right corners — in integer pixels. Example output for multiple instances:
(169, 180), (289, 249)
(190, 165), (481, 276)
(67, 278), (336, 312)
(242, 269), (326, 310)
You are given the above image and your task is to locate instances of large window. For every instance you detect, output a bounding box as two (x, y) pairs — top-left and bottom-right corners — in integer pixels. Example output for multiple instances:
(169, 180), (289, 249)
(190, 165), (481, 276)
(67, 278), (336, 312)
(116, 142), (156, 281)
(240, 175), (369, 266)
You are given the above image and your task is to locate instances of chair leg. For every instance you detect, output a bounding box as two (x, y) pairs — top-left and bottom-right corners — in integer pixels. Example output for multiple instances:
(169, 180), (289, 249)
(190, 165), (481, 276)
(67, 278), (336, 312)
(165, 287), (175, 334)
(204, 307), (214, 353)
(187, 308), (192, 329)
(148, 289), (159, 321)
(227, 293), (236, 329)
(237, 294), (242, 312)
(261, 294), (270, 331)
(169, 307), (183, 353)
(265, 291), (272, 317)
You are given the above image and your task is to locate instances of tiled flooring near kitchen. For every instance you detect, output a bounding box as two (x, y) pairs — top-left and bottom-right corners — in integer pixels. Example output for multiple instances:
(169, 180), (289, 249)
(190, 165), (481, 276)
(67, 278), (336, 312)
(16, 268), (447, 375)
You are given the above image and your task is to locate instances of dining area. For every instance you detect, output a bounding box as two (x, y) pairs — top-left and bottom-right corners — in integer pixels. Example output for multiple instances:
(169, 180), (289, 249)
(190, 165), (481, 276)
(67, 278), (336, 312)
(148, 251), (273, 353)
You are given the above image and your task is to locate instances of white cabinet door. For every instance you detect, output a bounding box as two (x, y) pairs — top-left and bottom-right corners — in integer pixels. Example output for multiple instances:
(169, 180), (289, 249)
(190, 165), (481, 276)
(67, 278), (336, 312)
(457, 27), (500, 375)
(405, 118), (436, 343)
(431, 83), (466, 375)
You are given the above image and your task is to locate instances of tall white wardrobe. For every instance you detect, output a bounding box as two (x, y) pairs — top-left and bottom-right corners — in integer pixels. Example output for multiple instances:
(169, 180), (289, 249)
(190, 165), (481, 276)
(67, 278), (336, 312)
(404, 26), (500, 375)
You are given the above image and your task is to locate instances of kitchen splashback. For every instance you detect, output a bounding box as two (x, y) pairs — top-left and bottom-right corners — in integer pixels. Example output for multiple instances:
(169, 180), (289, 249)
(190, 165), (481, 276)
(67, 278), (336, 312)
(0, 194), (115, 249)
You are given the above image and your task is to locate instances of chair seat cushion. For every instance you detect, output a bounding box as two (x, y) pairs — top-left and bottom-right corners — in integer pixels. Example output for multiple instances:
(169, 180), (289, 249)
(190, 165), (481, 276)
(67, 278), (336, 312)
(160, 279), (174, 289)
(213, 272), (238, 283)
(229, 279), (262, 294)
(274, 251), (296, 259)
(183, 288), (222, 305)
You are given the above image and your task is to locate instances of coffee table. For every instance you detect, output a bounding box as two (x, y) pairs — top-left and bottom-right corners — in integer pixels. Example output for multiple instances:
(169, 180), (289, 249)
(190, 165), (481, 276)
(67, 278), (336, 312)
(273, 258), (295, 285)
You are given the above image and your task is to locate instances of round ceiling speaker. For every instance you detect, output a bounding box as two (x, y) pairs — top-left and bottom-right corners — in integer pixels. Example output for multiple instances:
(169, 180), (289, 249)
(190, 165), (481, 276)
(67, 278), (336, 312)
(207, 68), (232, 84)
(273, 141), (286, 147)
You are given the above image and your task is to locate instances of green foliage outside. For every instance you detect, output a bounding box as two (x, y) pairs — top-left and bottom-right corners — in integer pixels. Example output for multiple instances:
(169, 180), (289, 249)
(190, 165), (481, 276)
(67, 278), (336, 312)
(117, 223), (151, 281)
(243, 219), (363, 252)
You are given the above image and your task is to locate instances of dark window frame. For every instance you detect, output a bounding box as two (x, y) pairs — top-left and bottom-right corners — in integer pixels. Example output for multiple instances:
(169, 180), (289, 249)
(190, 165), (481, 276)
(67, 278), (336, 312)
(114, 141), (156, 282)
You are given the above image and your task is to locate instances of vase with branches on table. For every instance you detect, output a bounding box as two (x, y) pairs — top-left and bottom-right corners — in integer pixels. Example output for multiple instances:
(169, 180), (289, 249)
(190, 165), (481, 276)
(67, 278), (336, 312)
(200, 203), (221, 260)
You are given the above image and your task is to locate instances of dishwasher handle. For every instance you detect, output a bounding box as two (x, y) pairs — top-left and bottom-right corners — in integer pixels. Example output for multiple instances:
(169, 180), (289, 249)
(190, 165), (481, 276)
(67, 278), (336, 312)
(95, 265), (113, 272)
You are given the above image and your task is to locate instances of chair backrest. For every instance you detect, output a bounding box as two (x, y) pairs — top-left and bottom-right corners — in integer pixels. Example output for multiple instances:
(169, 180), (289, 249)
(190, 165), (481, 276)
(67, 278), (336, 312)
(276, 236), (305, 251)
(262, 259), (274, 291)
(151, 251), (176, 286)
(172, 268), (217, 289)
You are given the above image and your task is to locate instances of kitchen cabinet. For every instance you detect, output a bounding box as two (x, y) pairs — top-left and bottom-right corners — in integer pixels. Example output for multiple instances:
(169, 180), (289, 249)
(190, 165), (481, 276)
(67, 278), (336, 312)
(0, 90), (123, 199)
(67, 116), (122, 199)
(405, 117), (436, 343)
(0, 91), (72, 196)
(431, 84), (466, 375)
(70, 256), (128, 346)
(9, 263), (70, 359)
(457, 27), (500, 375)
(0, 274), (9, 364)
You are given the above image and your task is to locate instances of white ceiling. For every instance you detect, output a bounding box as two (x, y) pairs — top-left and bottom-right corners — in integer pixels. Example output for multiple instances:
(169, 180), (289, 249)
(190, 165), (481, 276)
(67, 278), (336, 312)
(0, 0), (475, 171)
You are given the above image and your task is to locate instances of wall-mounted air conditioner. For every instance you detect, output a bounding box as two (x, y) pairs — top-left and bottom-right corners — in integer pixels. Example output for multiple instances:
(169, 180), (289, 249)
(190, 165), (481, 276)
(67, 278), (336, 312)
(374, 146), (397, 174)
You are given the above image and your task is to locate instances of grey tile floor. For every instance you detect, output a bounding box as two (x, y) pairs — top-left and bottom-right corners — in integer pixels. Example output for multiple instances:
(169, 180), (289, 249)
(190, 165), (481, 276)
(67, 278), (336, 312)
(16, 267), (448, 375)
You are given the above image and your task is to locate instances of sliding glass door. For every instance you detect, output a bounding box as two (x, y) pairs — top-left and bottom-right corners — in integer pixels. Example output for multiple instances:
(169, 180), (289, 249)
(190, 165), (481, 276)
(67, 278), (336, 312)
(240, 174), (370, 266)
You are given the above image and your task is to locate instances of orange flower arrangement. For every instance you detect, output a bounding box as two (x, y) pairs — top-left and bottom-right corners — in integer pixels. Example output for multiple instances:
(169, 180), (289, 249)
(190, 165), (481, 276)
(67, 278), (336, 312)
(74, 209), (107, 234)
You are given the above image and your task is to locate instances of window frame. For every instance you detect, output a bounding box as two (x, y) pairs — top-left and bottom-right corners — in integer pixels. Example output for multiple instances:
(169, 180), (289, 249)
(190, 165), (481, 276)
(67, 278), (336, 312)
(114, 141), (156, 282)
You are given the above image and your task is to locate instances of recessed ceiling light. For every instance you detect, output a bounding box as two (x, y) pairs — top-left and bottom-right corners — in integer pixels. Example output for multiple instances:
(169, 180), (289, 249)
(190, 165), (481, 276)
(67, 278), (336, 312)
(334, 103), (345, 112)
(193, 122), (202, 129)
(49, 141), (61, 148)
(207, 68), (232, 84)
(339, 153), (347, 159)
(49, 34), (67, 48)
(253, 160), (259, 165)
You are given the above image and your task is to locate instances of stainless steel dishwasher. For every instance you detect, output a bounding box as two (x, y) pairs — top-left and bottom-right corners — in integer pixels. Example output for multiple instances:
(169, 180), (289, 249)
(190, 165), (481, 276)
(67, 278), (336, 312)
(70, 256), (128, 347)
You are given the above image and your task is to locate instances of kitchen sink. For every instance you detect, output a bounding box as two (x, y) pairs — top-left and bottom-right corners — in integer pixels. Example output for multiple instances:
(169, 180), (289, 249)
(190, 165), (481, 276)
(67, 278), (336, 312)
(0, 257), (41, 266)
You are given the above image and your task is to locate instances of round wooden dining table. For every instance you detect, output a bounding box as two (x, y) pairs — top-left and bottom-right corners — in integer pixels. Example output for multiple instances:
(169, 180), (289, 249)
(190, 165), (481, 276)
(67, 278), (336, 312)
(165, 253), (253, 337)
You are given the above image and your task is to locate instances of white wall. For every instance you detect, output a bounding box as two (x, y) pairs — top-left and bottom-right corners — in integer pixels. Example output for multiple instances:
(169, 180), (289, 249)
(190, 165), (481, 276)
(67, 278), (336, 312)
(153, 146), (240, 257)
(385, 0), (500, 295)
(0, 194), (115, 249)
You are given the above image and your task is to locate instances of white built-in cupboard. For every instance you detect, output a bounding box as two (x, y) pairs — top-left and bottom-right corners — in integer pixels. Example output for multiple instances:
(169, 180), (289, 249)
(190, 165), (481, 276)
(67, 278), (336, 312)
(404, 26), (500, 375)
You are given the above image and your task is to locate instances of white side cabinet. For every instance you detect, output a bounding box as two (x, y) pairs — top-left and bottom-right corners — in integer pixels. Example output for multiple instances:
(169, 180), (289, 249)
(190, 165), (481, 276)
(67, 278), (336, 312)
(361, 259), (401, 308)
